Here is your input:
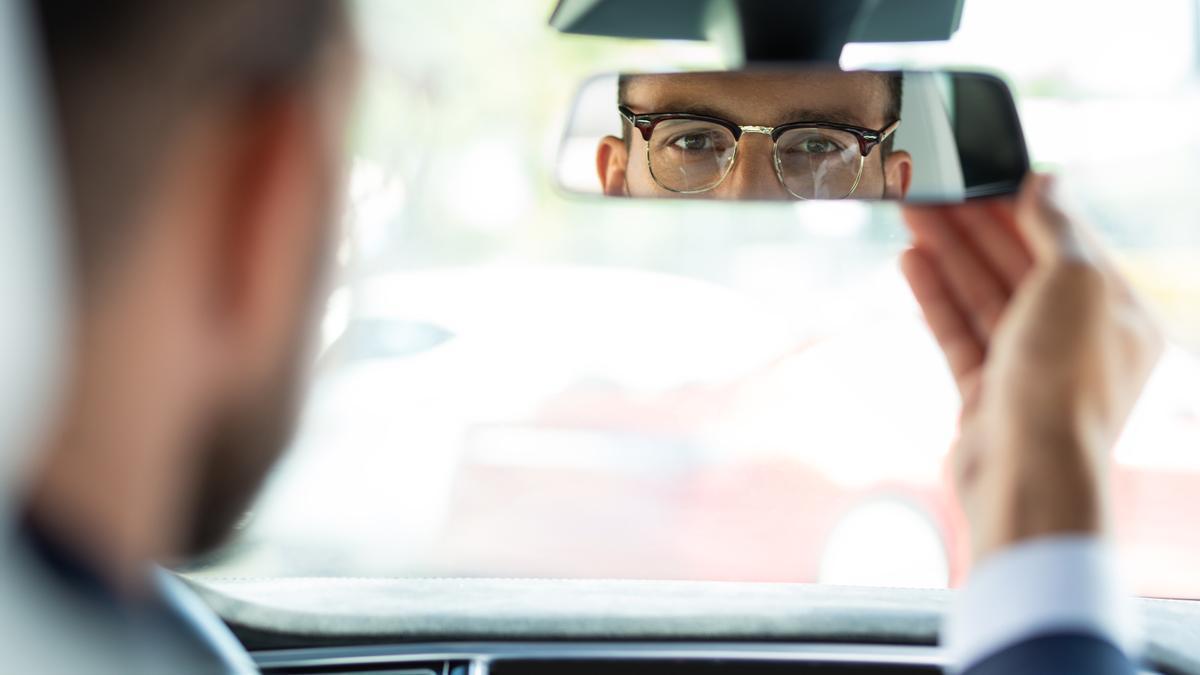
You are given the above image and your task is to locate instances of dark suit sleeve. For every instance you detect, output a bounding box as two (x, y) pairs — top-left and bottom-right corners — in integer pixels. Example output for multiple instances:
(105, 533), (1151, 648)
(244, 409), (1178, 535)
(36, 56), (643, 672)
(961, 632), (1137, 675)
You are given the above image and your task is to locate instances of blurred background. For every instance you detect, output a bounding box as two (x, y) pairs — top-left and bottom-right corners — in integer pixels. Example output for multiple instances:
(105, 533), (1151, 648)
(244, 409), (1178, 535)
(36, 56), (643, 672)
(191, 0), (1200, 599)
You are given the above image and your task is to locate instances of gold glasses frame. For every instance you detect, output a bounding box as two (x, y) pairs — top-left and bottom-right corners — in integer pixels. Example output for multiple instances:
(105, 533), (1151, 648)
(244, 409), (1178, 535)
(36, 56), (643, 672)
(619, 105), (901, 200)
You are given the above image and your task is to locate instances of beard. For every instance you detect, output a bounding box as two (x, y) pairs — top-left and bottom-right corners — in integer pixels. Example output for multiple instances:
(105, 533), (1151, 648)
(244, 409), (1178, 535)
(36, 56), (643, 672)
(180, 343), (307, 558)
(180, 217), (334, 560)
(176, 116), (344, 560)
(179, 213), (336, 559)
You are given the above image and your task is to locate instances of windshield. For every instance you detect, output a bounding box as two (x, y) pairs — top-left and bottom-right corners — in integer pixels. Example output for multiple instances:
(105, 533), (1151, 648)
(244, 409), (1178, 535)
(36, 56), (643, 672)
(192, 0), (1200, 599)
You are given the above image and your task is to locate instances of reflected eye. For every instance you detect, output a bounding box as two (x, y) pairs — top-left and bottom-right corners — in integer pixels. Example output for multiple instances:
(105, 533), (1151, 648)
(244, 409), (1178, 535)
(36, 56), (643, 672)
(669, 133), (720, 152)
(782, 133), (847, 155)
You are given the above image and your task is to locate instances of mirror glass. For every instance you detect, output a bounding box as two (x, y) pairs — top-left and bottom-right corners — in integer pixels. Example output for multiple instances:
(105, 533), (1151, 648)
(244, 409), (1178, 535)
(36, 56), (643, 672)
(556, 68), (1028, 203)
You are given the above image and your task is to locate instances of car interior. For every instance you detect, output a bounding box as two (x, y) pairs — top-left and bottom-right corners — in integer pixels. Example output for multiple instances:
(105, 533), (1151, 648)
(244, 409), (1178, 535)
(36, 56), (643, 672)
(4, 0), (1200, 673)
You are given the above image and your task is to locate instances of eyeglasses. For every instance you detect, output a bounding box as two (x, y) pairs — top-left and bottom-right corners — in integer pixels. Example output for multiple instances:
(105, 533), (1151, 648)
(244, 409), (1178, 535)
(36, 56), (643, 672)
(619, 105), (900, 199)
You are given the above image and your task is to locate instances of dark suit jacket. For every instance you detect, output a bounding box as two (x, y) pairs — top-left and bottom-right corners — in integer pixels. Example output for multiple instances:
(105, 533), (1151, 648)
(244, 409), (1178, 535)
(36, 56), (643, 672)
(18, 517), (249, 673)
(963, 632), (1137, 675)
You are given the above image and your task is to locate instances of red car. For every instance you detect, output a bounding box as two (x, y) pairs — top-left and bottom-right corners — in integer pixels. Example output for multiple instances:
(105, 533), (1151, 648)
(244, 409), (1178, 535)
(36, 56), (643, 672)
(433, 307), (1200, 596)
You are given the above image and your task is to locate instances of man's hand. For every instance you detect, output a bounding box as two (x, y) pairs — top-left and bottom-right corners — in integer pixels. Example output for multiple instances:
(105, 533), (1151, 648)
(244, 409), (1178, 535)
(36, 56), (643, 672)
(900, 174), (1163, 563)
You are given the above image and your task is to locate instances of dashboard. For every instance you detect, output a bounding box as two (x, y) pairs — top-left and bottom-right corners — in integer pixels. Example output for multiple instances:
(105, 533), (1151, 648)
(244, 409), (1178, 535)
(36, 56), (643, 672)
(253, 642), (946, 674)
(182, 577), (1199, 674)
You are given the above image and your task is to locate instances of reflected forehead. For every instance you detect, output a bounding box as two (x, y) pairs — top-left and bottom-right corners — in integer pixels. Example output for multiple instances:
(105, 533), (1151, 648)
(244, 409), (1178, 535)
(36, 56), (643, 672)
(623, 71), (890, 128)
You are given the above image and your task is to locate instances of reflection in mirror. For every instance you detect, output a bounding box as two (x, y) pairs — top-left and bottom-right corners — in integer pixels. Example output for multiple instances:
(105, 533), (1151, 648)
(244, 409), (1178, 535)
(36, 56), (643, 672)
(557, 69), (1028, 203)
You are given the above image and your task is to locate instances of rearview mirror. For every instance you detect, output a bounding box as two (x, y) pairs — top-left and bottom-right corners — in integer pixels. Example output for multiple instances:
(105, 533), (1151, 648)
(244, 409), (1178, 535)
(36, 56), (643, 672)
(556, 68), (1028, 203)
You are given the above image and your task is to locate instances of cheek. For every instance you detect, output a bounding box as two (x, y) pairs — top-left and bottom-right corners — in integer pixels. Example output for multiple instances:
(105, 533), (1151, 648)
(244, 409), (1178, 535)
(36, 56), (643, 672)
(624, 144), (673, 198)
(624, 148), (649, 194)
(854, 156), (885, 197)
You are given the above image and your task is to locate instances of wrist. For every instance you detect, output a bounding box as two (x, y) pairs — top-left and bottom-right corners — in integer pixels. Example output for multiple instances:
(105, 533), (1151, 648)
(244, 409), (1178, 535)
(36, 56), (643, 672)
(967, 430), (1107, 562)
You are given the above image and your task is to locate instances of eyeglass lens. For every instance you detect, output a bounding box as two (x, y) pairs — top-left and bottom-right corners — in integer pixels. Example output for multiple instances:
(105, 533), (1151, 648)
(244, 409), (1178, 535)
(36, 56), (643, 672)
(647, 120), (864, 199)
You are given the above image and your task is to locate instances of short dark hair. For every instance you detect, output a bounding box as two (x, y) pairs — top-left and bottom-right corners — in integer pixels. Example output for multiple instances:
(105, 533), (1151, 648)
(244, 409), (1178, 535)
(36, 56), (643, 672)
(30, 1), (345, 288)
(617, 71), (904, 153)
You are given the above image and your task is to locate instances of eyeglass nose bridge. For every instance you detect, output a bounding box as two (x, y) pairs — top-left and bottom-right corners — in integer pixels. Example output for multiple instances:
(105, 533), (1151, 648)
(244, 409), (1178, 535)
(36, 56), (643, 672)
(739, 125), (774, 136)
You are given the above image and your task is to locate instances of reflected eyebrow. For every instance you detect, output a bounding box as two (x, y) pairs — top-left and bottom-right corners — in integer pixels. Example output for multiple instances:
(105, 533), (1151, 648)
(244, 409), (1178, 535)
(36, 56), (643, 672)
(782, 108), (874, 128)
(643, 102), (875, 129)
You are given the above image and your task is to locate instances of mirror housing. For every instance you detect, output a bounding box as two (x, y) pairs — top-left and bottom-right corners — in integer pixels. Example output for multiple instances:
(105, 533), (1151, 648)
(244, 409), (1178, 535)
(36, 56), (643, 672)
(549, 0), (965, 65)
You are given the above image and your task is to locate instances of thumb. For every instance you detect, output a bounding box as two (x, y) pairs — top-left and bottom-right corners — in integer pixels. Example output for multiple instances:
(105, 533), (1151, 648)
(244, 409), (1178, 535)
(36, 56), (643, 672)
(1014, 173), (1089, 264)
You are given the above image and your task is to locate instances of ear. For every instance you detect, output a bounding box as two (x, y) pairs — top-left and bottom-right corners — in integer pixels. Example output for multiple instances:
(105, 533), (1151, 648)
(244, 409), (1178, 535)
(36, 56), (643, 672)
(596, 135), (630, 197)
(213, 92), (338, 386)
(883, 150), (913, 200)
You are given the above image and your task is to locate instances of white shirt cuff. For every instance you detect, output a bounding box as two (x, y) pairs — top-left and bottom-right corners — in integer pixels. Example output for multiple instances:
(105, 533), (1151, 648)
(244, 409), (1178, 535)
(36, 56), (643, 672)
(944, 535), (1139, 672)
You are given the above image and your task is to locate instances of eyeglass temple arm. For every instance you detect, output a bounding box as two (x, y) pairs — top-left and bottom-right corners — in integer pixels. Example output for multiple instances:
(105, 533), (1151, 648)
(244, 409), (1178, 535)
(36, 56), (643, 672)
(618, 105), (656, 141)
(862, 119), (901, 155)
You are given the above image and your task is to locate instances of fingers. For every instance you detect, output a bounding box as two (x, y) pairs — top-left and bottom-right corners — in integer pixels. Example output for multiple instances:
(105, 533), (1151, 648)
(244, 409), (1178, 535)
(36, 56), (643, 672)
(953, 200), (1033, 291)
(1014, 173), (1089, 264)
(899, 247), (985, 397)
(1015, 173), (1138, 301)
(904, 205), (1010, 339)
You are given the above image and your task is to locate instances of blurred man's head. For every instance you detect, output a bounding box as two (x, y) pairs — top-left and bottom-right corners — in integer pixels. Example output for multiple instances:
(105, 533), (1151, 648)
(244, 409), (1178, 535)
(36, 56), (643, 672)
(28, 0), (355, 581)
(597, 70), (912, 201)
